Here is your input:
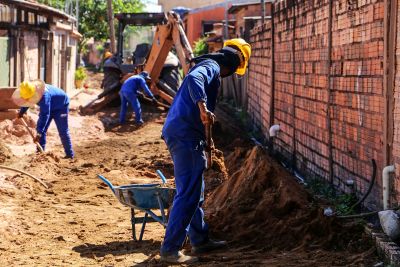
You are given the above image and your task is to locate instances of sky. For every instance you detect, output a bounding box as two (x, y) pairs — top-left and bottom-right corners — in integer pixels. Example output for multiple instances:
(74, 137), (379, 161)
(142, 0), (162, 12)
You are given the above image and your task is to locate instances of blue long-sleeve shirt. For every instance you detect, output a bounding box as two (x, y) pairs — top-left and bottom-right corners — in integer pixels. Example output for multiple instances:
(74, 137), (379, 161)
(162, 59), (221, 141)
(120, 75), (154, 98)
(19, 84), (70, 135)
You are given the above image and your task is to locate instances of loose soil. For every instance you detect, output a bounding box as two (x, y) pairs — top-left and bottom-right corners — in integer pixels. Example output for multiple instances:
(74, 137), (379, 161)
(0, 98), (380, 265)
(0, 140), (12, 164)
(206, 146), (372, 251)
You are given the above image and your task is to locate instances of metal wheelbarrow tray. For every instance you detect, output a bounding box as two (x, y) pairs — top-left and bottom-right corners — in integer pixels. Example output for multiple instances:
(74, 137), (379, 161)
(98, 173), (176, 241)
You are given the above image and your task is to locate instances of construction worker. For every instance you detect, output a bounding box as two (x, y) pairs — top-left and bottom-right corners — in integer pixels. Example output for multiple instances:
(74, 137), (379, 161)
(12, 80), (74, 159)
(103, 51), (113, 61)
(160, 38), (251, 264)
(119, 71), (157, 125)
(100, 51), (113, 70)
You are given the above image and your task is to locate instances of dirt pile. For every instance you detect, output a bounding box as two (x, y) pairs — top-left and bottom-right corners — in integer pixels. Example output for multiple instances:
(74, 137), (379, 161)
(0, 141), (12, 164)
(0, 117), (36, 144)
(204, 149), (229, 194)
(206, 145), (369, 251)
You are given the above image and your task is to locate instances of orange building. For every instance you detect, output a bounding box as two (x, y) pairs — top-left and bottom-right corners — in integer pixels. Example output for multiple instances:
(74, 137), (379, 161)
(182, 1), (271, 46)
(184, 3), (230, 46)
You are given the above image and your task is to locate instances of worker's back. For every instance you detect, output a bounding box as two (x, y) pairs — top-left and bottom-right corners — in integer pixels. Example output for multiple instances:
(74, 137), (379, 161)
(39, 84), (70, 111)
(120, 75), (146, 95)
(162, 59), (220, 141)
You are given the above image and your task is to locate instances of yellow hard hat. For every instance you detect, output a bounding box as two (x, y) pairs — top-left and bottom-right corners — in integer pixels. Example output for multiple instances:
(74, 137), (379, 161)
(223, 38), (251, 75)
(12, 80), (46, 107)
(104, 51), (113, 59)
(20, 81), (36, 100)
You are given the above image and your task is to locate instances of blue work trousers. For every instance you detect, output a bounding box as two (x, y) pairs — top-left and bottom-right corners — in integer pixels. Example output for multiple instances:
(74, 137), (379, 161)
(161, 137), (209, 254)
(40, 106), (74, 158)
(119, 91), (142, 124)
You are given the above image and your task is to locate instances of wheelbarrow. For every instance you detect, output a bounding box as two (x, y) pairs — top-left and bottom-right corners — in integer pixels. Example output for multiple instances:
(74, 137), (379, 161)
(97, 170), (175, 241)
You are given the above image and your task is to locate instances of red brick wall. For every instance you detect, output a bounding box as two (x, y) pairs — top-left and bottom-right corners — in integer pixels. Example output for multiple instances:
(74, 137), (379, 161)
(393, 0), (400, 203)
(247, 0), (385, 209)
(247, 20), (273, 136)
(330, 0), (384, 207)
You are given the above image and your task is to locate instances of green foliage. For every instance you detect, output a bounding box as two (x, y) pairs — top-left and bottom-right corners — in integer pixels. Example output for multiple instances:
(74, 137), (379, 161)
(306, 178), (336, 200)
(306, 178), (358, 215)
(79, 42), (89, 55)
(36, 0), (144, 51)
(334, 193), (358, 215)
(78, 0), (143, 42)
(96, 44), (105, 56)
(75, 66), (87, 81)
(193, 37), (209, 57)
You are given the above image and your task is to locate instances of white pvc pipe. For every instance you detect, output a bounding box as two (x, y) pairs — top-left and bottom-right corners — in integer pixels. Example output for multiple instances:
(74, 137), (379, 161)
(383, 165), (395, 210)
(269, 124), (280, 137)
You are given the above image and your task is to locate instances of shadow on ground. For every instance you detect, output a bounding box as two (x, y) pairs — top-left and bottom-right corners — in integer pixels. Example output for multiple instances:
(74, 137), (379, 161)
(73, 239), (161, 258)
(95, 105), (167, 133)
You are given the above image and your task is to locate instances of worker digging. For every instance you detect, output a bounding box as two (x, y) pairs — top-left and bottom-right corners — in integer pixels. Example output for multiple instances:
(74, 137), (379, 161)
(119, 71), (158, 125)
(159, 38), (251, 264)
(11, 80), (74, 159)
(0, 5), (386, 266)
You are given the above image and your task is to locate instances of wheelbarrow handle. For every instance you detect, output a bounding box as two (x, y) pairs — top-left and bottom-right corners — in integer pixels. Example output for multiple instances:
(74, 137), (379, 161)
(97, 174), (115, 193)
(156, 170), (167, 185)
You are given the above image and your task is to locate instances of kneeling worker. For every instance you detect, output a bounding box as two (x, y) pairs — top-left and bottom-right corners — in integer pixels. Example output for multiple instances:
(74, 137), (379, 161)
(119, 71), (157, 125)
(12, 80), (74, 159)
(160, 38), (251, 264)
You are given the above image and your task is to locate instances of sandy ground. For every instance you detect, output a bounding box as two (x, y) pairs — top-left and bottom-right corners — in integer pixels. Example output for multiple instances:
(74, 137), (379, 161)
(0, 88), (381, 266)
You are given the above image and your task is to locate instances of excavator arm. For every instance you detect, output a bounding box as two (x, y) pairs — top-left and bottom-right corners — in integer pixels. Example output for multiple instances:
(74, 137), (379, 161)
(80, 12), (193, 114)
(143, 12), (194, 104)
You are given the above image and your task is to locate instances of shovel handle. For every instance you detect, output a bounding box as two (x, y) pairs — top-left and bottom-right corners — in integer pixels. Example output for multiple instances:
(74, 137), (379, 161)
(205, 123), (212, 169)
(19, 117), (44, 153)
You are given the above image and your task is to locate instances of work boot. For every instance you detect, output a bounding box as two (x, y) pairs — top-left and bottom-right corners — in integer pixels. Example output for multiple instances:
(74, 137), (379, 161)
(160, 251), (198, 264)
(192, 239), (227, 254)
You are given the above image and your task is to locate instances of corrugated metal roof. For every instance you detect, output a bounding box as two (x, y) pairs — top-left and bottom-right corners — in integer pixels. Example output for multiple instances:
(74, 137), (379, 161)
(0, 0), (76, 22)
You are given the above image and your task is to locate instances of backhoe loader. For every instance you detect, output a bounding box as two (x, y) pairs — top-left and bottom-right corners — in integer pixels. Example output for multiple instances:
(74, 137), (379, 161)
(80, 11), (194, 114)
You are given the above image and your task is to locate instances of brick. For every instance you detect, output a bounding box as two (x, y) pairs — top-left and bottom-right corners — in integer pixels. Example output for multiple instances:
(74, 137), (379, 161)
(246, 0), (386, 209)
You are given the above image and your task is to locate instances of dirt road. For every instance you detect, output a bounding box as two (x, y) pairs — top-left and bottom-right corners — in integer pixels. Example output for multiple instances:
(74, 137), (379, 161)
(0, 101), (380, 266)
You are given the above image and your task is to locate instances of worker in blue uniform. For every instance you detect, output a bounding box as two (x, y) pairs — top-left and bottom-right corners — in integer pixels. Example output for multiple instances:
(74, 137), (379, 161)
(11, 80), (74, 159)
(160, 39), (251, 264)
(119, 71), (157, 125)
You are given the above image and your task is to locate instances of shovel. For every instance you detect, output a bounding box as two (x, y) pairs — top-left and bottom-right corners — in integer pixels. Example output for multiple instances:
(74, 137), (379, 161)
(205, 123), (213, 169)
(19, 117), (44, 153)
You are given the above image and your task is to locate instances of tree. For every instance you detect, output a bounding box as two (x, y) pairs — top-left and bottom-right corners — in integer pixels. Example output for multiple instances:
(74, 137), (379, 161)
(37, 0), (144, 51)
(106, 0), (116, 53)
(193, 37), (209, 57)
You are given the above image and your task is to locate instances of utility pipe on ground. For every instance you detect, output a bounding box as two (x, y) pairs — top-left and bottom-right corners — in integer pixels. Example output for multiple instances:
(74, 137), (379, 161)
(383, 165), (395, 210)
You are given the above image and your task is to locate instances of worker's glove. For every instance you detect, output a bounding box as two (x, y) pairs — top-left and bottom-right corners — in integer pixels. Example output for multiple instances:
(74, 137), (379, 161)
(34, 134), (41, 143)
(151, 97), (158, 105)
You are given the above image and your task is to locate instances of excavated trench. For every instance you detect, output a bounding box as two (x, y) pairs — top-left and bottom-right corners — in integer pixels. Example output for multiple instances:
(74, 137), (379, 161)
(0, 97), (380, 266)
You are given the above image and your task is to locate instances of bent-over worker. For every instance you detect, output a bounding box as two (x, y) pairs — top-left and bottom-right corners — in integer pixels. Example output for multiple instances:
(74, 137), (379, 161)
(119, 71), (157, 125)
(12, 80), (74, 159)
(160, 38), (251, 264)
